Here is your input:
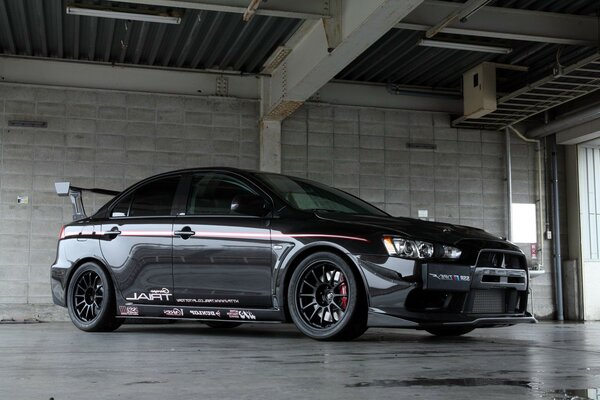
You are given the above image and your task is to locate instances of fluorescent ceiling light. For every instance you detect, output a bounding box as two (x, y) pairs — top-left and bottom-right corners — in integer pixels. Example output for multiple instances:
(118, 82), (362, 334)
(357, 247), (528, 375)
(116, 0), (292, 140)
(66, 6), (181, 24)
(418, 39), (512, 54)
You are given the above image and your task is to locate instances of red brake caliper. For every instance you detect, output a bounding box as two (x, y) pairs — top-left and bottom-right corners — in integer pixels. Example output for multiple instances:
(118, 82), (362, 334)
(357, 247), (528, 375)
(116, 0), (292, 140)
(339, 277), (348, 310)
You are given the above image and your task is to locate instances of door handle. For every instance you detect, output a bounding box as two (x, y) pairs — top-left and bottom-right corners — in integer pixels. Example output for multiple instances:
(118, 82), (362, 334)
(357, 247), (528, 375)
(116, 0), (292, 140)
(174, 227), (195, 239)
(104, 227), (122, 239)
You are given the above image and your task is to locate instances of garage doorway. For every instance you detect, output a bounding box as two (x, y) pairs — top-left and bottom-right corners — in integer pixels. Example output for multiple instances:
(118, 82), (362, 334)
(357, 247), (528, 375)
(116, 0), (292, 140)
(578, 144), (600, 320)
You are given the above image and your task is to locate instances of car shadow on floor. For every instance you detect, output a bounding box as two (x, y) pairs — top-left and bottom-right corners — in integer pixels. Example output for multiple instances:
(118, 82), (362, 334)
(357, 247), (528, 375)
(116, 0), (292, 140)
(113, 322), (536, 346)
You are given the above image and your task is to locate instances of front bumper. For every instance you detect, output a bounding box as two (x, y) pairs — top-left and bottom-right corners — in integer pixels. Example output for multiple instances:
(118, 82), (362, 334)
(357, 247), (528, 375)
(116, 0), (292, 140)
(358, 255), (535, 329)
(368, 309), (537, 329)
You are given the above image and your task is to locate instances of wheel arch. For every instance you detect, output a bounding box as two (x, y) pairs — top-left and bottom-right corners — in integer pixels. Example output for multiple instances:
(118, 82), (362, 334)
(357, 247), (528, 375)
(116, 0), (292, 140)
(280, 244), (370, 322)
(65, 257), (117, 299)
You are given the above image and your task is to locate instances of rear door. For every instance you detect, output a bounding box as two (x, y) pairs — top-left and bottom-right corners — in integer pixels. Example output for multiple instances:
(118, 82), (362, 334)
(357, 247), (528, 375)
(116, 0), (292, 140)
(100, 174), (183, 306)
(172, 172), (273, 308)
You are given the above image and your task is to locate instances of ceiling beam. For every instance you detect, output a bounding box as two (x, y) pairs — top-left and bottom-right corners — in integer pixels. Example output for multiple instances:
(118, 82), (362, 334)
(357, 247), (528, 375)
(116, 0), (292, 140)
(113, 0), (330, 20)
(425, 0), (490, 39)
(0, 56), (460, 113)
(317, 81), (461, 113)
(0, 56), (259, 98)
(556, 119), (600, 145)
(262, 0), (424, 120)
(396, 0), (599, 46)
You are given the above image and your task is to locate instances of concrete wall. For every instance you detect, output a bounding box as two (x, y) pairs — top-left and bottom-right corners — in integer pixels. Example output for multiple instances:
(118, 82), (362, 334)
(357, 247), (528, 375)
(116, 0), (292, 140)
(281, 103), (554, 318)
(0, 83), (555, 321)
(0, 83), (259, 320)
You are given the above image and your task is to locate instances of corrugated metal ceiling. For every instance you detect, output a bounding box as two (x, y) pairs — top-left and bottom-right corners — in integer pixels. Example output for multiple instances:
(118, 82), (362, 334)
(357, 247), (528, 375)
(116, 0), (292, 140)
(0, 0), (597, 96)
(0, 0), (302, 73)
(337, 0), (600, 93)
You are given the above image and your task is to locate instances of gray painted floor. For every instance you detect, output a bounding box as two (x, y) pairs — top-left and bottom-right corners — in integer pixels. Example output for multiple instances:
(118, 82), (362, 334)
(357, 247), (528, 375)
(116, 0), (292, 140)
(1, 321), (599, 400)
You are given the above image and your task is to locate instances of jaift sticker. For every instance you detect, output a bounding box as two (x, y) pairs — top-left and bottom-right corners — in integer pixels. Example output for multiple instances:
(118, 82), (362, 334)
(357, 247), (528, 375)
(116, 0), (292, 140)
(126, 288), (172, 302)
(118, 306), (139, 316)
(429, 273), (470, 282)
(189, 310), (221, 318)
(163, 308), (184, 317)
(227, 310), (256, 320)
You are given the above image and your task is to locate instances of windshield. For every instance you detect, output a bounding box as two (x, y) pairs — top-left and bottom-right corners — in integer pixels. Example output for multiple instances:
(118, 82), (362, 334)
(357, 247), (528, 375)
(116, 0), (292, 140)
(256, 173), (389, 217)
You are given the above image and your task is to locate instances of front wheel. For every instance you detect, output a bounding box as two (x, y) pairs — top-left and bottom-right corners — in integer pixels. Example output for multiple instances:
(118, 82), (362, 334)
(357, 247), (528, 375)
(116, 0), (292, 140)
(425, 327), (474, 337)
(288, 252), (367, 341)
(66, 262), (123, 332)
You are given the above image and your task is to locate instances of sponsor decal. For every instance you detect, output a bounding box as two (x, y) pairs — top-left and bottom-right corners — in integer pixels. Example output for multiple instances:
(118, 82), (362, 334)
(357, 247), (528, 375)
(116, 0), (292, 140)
(118, 306), (139, 316)
(176, 298), (240, 305)
(189, 310), (221, 318)
(163, 308), (184, 317)
(429, 273), (470, 282)
(227, 310), (256, 320)
(126, 288), (172, 302)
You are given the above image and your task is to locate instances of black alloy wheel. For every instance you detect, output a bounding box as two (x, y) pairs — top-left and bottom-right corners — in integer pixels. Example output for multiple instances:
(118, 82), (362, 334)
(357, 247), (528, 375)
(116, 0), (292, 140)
(288, 252), (367, 341)
(298, 262), (349, 329)
(73, 270), (104, 322)
(67, 262), (123, 332)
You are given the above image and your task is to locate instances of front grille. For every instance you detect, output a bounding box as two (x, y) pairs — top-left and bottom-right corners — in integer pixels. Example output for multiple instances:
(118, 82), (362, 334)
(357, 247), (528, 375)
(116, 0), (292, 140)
(470, 289), (506, 313)
(476, 250), (526, 269)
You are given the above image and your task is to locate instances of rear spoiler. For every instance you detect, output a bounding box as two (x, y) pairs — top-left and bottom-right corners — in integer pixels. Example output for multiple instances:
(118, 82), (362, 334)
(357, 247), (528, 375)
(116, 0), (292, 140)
(55, 182), (120, 221)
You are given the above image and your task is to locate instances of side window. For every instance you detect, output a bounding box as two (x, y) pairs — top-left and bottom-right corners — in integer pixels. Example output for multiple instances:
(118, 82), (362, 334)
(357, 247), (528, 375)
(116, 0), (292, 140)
(111, 176), (180, 217)
(186, 173), (259, 216)
(111, 193), (133, 217)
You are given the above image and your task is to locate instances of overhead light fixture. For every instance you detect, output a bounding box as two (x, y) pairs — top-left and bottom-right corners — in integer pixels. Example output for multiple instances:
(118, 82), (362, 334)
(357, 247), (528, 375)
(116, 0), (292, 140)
(66, 5), (182, 24)
(418, 39), (512, 54)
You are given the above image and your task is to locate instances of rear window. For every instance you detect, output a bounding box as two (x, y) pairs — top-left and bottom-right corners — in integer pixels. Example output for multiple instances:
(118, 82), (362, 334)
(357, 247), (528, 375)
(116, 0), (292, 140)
(111, 176), (180, 217)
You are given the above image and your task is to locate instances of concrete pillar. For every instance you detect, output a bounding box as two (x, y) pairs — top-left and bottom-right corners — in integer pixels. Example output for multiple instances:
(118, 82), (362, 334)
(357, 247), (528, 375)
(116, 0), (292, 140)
(259, 119), (282, 173)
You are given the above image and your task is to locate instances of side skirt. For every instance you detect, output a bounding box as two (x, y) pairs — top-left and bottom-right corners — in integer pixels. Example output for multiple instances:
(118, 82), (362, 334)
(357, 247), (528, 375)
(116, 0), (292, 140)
(116, 304), (284, 323)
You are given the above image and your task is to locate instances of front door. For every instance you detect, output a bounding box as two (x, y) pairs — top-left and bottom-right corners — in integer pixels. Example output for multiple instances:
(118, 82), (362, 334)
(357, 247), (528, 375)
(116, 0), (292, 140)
(173, 172), (273, 308)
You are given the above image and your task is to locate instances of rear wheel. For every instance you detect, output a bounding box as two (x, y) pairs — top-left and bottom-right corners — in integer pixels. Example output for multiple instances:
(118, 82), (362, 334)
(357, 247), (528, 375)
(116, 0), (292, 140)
(288, 252), (367, 341)
(205, 321), (242, 329)
(425, 327), (474, 337)
(67, 262), (123, 332)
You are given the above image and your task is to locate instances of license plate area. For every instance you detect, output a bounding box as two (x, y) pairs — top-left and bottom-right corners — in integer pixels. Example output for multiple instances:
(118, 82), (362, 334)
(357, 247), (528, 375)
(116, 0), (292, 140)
(422, 264), (471, 292)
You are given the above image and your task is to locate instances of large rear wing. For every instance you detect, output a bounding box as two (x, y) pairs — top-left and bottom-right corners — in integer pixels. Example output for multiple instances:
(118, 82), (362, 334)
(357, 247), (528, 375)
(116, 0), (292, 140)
(55, 182), (120, 221)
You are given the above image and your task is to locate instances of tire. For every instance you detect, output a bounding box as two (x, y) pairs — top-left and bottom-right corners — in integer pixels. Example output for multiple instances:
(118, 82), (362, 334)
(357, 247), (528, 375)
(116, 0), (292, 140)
(425, 327), (475, 337)
(66, 262), (123, 332)
(205, 321), (242, 329)
(287, 252), (367, 341)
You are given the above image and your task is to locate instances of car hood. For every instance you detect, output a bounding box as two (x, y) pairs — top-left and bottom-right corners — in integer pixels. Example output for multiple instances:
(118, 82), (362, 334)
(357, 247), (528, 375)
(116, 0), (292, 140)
(315, 212), (504, 245)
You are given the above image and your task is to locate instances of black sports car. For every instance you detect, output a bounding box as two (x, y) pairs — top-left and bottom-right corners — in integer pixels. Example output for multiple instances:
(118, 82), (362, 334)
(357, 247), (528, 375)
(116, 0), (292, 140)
(51, 167), (535, 340)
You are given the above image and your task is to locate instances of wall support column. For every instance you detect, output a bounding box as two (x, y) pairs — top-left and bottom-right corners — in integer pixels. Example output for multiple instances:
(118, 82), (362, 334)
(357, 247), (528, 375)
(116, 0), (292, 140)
(259, 119), (282, 173)
(551, 137), (565, 321)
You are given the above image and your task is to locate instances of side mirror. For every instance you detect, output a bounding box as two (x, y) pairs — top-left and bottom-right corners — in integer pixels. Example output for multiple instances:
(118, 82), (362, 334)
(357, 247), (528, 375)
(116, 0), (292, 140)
(231, 194), (269, 217)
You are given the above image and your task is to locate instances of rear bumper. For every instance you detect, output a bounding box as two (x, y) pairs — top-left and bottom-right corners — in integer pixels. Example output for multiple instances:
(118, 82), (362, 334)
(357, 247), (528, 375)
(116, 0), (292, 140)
(50, 262), (69, 307)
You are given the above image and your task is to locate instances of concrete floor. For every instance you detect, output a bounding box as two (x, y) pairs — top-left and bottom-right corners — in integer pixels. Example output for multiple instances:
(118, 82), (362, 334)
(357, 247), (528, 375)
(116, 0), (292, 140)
(1, 322), (599, 400)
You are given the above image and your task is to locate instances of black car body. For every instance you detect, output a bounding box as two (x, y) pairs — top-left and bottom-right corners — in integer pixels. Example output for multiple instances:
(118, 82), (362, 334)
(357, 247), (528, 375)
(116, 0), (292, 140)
(51, 167), (535, 340)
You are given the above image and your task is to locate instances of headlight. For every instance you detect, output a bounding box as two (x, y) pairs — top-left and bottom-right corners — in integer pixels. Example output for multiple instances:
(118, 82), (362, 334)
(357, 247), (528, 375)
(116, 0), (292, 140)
(383, 236), (462, 260)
